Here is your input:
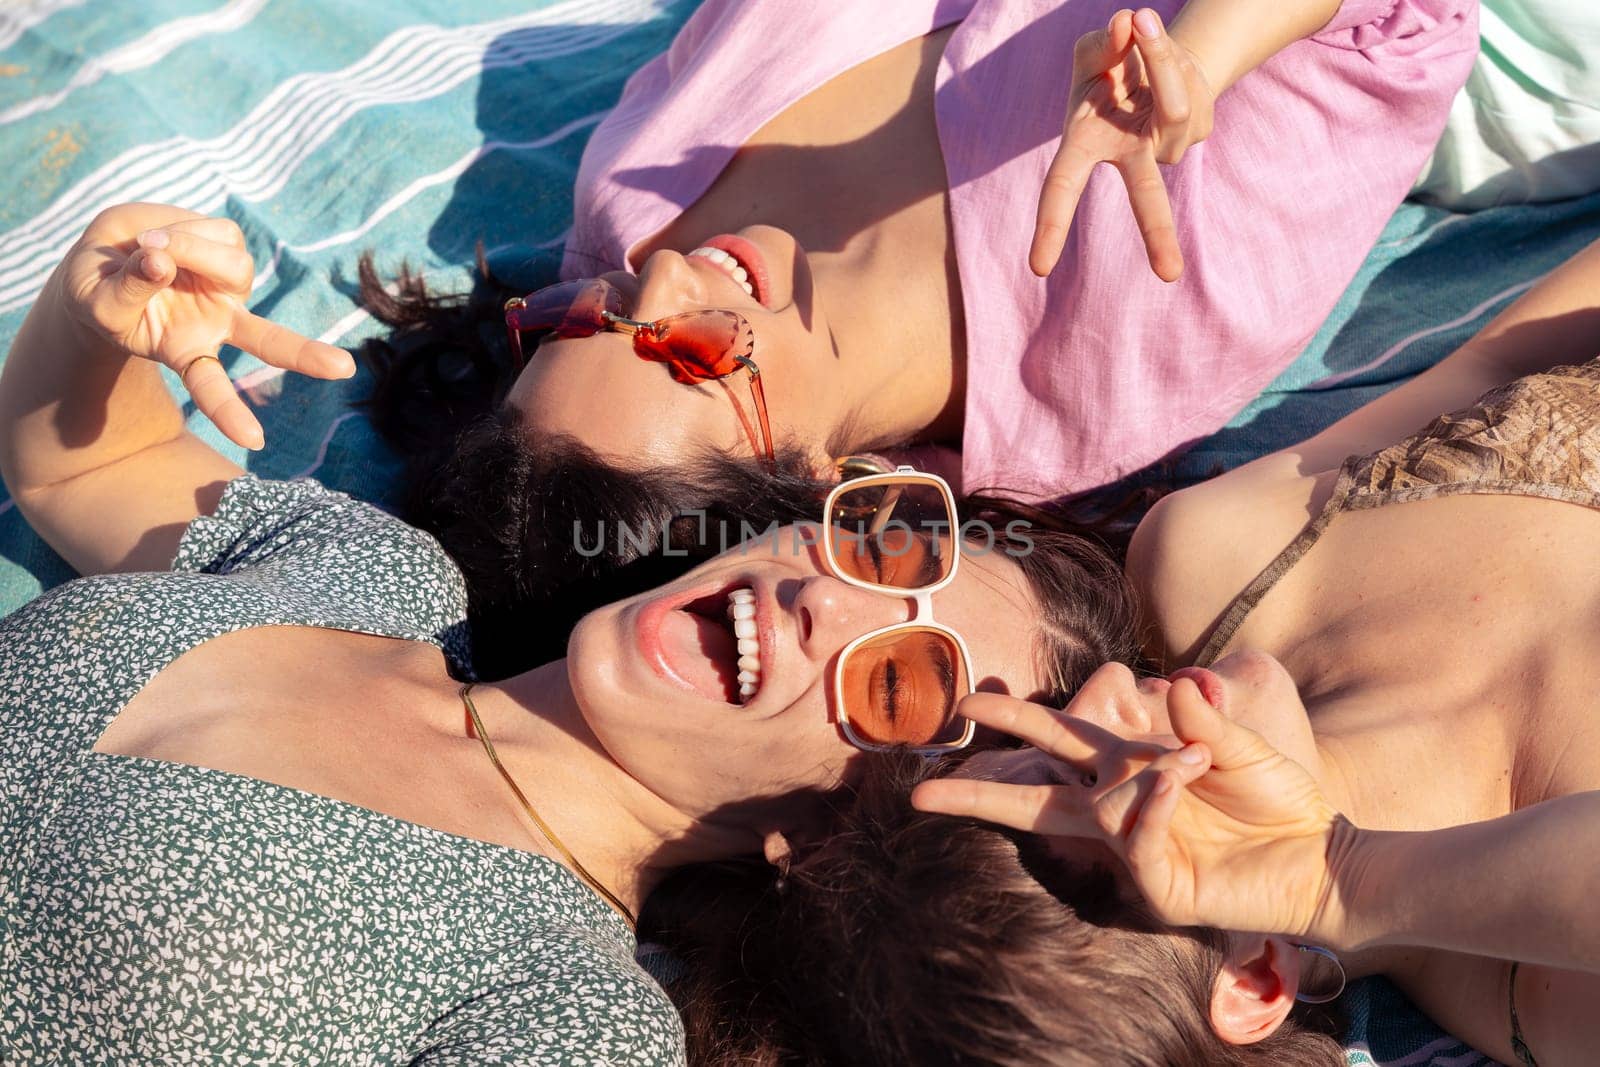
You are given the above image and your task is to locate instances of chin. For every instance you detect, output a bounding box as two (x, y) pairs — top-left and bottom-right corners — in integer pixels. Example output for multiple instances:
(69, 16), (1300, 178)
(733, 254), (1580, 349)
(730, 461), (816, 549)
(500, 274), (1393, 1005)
(565, 604), (626, 714)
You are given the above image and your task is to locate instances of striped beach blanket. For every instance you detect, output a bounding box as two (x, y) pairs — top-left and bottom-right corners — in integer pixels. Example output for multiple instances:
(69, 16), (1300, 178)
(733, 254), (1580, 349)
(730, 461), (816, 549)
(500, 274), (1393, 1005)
(1, 2), (1595, 1063)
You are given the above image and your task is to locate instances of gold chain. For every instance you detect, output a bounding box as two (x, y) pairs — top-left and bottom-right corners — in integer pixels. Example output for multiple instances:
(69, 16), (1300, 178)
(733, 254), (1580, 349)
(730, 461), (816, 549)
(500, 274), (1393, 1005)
(458, 683), (637, 927)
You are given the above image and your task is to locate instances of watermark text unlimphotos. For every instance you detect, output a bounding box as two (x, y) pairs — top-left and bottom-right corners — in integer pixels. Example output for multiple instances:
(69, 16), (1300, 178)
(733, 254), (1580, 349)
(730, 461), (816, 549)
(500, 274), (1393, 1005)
(572, 512), (1035, 560)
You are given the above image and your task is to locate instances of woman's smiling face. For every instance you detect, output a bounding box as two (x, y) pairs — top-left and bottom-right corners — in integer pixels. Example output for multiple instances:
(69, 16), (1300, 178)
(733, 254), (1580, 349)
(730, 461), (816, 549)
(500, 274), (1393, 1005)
(564, 522), (1055, 822)
(505, 225), (850, 474)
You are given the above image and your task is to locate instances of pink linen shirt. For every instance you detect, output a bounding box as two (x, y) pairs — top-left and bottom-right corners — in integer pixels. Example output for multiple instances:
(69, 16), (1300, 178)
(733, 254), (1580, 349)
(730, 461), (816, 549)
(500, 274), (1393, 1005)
(564, 0), (1478, 500)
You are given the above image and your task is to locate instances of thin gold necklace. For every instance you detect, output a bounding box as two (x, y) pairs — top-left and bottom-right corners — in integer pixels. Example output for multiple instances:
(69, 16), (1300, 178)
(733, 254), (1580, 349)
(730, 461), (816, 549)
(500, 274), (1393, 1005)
(458, 683), (637, 927)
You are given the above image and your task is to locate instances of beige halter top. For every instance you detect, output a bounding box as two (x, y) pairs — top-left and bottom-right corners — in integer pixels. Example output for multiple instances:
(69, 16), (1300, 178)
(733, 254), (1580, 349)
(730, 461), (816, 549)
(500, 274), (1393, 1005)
(1197, 357), (1600, 667)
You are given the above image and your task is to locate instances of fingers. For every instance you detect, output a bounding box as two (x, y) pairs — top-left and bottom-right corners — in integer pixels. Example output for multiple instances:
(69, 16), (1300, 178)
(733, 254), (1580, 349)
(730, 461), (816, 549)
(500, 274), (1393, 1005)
(133, 219), (353, 379)
(82, 202), (211, 245)
(1123, 768), (1182, 889)
(227, 309), (355, 380)
(911, 776), (1098, 837)
(1070, 13), (1131, 76)
(1094, 743), (1209, 838)
(1030, 140), (1097, 277)
(139, 227), (254, 295)
(180, 354), (264, 451)
(1115, 152), (1183, 282)
(958, 692), (1128, 765)
(88, 241), (178, 324)
(911, 742), (1208, 844)
(1167, 678), (1267, 769)
(1033, 11), (1139, 278)
(164, 215), (247, 248)
(1105, 9), (1137, 62)
(1131, 8), (1192, 164)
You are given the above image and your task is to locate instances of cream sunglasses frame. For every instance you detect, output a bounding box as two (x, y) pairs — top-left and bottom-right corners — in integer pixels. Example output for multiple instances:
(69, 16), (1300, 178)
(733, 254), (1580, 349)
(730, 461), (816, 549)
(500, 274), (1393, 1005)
(820, 466), (977, 754)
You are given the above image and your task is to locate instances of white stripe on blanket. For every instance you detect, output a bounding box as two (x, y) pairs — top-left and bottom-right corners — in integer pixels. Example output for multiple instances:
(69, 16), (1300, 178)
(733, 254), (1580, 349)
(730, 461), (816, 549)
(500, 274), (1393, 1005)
(0, 0), (663, 315)
(0, 0), (89, 54)
(0, 0), (273, 126)
(250, 110), (607, 292)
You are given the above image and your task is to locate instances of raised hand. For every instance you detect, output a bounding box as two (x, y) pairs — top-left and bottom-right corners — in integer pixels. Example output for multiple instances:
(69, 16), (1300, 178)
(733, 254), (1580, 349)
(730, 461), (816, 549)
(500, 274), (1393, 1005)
(1030, 8), (1215, 281)
(913, 679), (1346, 940)
(56, 202), (355, 449)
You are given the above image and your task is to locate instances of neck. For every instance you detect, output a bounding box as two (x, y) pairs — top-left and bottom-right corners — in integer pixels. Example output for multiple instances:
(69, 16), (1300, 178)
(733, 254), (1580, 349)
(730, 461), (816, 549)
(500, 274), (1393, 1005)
(459, 662), (758, 922)
(808, 239), (966, 452)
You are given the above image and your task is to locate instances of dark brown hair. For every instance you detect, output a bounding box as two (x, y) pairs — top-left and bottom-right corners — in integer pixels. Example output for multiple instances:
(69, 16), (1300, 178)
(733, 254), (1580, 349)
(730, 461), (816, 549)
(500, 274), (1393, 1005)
(356, 255), (1149, 678)
(644, 752), (1345, 1067)
(357, 252), (862, 674)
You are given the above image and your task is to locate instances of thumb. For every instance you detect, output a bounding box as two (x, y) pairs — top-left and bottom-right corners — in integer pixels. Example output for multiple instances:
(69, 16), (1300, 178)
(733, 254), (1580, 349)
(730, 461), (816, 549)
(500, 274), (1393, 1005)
(1073, 10), (1135, 78)
(1166, 678), (1267, 768)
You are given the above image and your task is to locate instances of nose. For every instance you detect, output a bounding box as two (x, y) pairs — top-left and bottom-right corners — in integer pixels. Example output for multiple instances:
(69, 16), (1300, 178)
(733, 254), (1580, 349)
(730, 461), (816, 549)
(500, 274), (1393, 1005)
(1065, 662), (1159, 735)
(632, 248), (705, 321)
(790, 574), (912, 665)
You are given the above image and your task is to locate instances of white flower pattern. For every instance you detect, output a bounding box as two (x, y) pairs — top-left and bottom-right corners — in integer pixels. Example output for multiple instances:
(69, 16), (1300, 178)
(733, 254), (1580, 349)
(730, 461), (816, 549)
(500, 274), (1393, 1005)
(0, 477), (686, 1066)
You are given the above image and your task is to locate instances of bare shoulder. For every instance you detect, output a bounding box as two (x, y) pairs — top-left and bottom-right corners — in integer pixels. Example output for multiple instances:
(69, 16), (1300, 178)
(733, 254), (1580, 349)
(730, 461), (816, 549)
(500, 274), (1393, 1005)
(1127, 454), (1334, 668)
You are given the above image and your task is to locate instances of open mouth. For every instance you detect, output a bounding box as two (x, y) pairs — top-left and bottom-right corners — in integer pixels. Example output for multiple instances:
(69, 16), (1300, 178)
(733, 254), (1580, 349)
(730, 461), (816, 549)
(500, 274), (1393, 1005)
(688, 233), (771, 307)
(660, 584), (765, 705)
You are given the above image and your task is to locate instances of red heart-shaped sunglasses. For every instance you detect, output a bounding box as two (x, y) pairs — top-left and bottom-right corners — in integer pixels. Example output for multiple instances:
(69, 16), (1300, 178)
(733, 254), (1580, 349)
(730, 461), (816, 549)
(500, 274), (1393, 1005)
(505, 278), (775, 470)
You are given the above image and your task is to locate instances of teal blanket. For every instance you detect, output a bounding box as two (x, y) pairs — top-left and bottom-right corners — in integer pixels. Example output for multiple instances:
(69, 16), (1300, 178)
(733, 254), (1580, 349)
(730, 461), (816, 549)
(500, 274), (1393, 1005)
(1, 2), (1595, 1063)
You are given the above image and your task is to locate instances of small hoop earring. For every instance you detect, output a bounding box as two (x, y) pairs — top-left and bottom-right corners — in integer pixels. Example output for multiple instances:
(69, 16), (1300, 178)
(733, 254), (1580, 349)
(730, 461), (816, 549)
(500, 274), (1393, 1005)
(1292, 943), (1347, 1004)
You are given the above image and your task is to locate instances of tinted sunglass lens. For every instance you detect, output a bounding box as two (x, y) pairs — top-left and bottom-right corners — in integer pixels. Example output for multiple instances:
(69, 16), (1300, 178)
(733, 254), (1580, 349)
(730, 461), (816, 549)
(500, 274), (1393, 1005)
(516, 279), (618, 336)
(827, 481), (956, 590)
(839, 628), (969, 746)
(650, 311), (753, 378)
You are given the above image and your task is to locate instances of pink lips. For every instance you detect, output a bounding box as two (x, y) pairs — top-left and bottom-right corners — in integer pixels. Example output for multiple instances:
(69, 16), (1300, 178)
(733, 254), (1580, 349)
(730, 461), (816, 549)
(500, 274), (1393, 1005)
(633, 578), (778, 707)
(701, 233), (772, 308)
(636, 581), (733, 701)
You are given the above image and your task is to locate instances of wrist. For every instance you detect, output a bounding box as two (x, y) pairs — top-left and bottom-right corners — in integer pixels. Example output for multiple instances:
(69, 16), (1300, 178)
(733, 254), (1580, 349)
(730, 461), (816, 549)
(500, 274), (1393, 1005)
(26, 271), (126, 366)
(1166, 21), (1235, 98)
(1307, 817), (1387, 952)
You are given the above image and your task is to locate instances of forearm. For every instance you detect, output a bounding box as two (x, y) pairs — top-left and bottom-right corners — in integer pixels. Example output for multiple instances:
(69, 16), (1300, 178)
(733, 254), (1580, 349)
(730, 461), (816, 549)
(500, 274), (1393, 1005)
(1169, 0), (1342, 95)
(1280, 237), (1600, 473)
(0, 274), (186, 496)
(1324, 792), (1600, 972)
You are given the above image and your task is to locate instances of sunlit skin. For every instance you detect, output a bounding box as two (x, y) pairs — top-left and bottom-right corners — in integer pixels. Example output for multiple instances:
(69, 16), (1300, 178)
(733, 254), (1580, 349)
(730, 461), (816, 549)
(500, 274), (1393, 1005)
(896, 232), (1600, 1063)
(501, 7), (1268, 481)
(507, 226), (866, 471)
(566, 523), (1051, 845)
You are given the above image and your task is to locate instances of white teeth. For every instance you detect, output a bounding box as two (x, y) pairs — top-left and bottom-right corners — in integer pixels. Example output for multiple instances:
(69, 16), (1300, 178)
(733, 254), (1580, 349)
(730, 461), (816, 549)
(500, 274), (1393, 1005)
(725, 587), (762, 704)
(689, 246), (755, 299)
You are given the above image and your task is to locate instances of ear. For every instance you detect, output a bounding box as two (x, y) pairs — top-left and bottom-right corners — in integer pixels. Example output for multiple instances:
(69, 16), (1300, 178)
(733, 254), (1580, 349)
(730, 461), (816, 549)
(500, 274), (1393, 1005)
(1209, 934), (1300, 1045)
(762, 829), (795, 870)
